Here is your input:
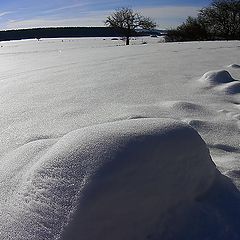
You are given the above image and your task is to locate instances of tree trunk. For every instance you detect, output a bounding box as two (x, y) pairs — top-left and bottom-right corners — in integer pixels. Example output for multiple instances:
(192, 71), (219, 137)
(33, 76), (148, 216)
(126, 36), (130, 45)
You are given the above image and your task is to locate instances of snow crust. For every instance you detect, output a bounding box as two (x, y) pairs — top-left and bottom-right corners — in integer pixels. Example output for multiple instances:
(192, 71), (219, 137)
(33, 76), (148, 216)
(0, 38), (239, 239)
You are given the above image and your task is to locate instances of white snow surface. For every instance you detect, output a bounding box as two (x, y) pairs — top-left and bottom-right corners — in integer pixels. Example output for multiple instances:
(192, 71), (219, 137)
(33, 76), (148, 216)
(0, 38), (240, 239)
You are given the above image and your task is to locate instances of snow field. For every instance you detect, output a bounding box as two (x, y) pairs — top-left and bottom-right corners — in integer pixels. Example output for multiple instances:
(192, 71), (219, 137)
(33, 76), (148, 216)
(0, 38), (239, 239)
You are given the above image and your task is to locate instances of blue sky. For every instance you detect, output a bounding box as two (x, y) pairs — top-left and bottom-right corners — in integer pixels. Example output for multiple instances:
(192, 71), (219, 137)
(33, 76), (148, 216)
(0, 0), (211, 30)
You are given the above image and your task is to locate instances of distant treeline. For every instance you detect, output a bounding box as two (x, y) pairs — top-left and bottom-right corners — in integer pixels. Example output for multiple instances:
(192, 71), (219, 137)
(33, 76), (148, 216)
(166, 0), (240, 42)
(0, 27), (161, 41)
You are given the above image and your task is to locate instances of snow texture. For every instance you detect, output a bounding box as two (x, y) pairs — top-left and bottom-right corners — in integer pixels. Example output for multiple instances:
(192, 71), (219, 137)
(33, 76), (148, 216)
(0, 38), (239, 239)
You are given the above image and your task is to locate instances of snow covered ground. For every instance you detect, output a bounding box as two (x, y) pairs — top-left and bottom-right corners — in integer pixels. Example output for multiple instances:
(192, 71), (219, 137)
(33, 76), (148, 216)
(0, 37), (239, 239)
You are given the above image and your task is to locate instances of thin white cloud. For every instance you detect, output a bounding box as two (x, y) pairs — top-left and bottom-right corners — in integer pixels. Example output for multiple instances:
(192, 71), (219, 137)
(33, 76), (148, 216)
(0, 11), (14, 17)
(7, 18), (102, 29)
(43, 3), (88, 14)
(138, 6), (199, 18)
(6, 11), (110, 29)
(6, 6), (200, 30)
(138, 6), (199, 28)
(42, 0), (115, 14)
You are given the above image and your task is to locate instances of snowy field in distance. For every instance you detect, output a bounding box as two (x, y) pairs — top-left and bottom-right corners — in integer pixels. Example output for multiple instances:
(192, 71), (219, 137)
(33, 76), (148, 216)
(0, 37), (239, 239)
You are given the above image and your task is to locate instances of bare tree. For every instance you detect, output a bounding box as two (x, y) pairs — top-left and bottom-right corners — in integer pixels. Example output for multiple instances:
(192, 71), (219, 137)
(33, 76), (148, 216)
(199, 0), (240, 40)
(105, 7), (156, 45)
(166, 0), (240, 42)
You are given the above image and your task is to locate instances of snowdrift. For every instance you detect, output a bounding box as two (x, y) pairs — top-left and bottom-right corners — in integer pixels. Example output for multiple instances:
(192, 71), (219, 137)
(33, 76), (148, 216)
(216, 81), (240, 95)
(228, 64), (240, 69)
(199, 70), (240, 94)
(200, 70), (235, 85)
(1, 118), (239, 240)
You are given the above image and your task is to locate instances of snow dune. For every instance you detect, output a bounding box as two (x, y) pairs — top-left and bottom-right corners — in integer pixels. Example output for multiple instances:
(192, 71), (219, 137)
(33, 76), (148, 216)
(199, 69), (240, 94)
(1, 119), (239, 240)
(200, 70), (235, 85)
(228, 64), (240, 69)
(0, 38), (239, 239)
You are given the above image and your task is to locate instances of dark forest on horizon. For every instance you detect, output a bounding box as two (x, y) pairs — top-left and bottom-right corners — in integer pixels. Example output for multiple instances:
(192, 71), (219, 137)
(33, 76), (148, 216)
(0, 27), (162, 41)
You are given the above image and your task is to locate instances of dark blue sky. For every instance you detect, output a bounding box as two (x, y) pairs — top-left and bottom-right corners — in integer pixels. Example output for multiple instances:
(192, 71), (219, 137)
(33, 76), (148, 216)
(0, 0), (212, 29)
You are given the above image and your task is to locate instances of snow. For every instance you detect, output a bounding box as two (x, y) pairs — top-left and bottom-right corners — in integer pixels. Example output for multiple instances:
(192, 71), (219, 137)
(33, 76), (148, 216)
(228, 64), (240, 69)
(199, 70), (235, 85)
(199, 70), (240, 94)
(0, 38), (239, 239)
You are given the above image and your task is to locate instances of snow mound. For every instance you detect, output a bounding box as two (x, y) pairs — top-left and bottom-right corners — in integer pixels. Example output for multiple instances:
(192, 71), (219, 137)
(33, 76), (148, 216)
(216, 81), (240, 94)
(227, 64), (240, 69)
(161, 101), (210, 114)
(61, 119), (217, 240)
(0, 118), (218, 240)
(199, 70), (235, 86)
(199, 70), (240, 95)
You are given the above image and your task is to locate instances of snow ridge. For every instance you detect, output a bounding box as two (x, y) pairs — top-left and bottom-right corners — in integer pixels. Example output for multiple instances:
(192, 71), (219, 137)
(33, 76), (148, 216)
(0, 119), (218, 240)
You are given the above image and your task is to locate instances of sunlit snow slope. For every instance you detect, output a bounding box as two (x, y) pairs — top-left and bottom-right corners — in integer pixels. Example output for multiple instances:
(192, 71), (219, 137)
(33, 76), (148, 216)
(0, 38), (239, 240)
